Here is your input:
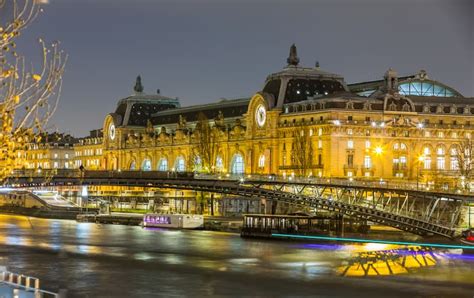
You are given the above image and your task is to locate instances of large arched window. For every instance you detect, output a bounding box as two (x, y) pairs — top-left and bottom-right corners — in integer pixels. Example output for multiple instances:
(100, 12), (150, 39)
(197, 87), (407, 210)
(231, 153), (244, 175)
(129, 160), (136, 170)
(258, 154), (265, 168)
(175, 156), (186, 172)
(398, 81), (459, 97)
(216, 155), (224, 172)
(141, 158), (152, 171)
(393, 142), (407, 151)
(437, 147), (446, 170)
(158, 158), (168, 171)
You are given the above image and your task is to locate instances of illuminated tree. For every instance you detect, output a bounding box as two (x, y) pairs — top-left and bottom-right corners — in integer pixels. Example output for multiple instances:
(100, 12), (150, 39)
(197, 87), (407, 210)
(291, 124), (313, 177)
(192, 112), (218, 173)
(453, 138), (474, 189)
(0, 0), (66, 180)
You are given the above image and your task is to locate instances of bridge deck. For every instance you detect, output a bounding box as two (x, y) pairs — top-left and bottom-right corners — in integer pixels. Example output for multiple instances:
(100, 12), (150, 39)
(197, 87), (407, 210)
(6, 170), (474, 239)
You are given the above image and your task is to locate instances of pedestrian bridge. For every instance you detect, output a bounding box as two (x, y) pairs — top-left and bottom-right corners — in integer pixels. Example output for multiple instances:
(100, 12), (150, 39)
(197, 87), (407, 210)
(6, 170), (474, 239)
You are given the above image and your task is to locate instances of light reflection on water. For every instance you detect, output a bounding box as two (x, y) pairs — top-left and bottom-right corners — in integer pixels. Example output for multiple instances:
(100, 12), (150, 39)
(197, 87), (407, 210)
(0, 215), (472, 296)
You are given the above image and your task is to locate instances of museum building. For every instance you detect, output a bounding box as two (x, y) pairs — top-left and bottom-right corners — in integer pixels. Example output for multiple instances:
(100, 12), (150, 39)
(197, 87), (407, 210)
(76, 44), (474, 189)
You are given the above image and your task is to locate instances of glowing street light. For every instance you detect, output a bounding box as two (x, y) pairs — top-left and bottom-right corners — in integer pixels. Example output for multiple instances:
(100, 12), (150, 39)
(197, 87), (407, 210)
(374, 146), (383, 155)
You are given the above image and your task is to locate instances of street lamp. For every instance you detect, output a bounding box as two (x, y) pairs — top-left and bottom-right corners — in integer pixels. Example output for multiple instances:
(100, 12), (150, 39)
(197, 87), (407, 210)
(374, 146), (383, 155)
(417, 155), (425, 190)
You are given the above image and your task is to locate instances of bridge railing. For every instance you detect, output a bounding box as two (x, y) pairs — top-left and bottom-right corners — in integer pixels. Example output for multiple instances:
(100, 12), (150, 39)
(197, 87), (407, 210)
(8, 169), (474, 196)
(194, 173), (473, 196)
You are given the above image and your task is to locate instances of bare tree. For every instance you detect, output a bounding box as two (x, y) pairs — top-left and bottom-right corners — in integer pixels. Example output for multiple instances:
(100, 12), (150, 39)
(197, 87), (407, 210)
(291, 124), (313, 177)
(0, 0), (67, 180)
(454, 138), (474, 187)
(193, 112), (218, 173)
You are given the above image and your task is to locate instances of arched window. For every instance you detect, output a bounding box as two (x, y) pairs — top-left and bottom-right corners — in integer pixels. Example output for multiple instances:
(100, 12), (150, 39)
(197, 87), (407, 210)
(398, 81), (459, 97)
(129, 160), (136, 170)
(258, 154), (265, 168)
(450, 147), (459, 170)
(216, 156), (223, 171)
(141, 158), (152, 171)
(422, 147), (431, 169)
(423, 147), (431, 155)
(231, 154), (244, 174)
(437, 147), (446, 170)
(394, 142), (407, 151)
(158, 158), (168, 171)
(175, 156), (186, 172)
(194, 155), (202, 172)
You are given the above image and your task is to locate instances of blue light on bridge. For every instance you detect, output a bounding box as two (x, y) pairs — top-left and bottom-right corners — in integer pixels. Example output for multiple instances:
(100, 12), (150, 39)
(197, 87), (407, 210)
(271, 233), (474, 250)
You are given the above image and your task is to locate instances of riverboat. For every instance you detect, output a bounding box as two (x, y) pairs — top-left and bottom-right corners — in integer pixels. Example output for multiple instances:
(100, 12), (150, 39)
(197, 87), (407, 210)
(143, 214), (204, 229)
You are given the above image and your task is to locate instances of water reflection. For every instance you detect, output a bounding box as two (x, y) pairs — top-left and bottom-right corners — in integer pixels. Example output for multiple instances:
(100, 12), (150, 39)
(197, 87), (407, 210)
(0, 215), (472, 296)
(338, 247), (438, 277)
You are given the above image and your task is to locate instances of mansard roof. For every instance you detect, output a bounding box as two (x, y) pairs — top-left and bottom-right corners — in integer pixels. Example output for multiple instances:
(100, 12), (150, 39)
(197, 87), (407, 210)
(151, 97), (250, 126)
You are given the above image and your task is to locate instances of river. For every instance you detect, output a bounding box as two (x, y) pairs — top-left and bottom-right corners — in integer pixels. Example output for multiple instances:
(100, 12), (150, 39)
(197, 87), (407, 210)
(0, 214), (472, 297)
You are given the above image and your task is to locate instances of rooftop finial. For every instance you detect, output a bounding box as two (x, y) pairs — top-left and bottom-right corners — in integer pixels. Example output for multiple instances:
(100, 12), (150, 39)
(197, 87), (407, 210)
(134, 75), (144, 93)
(287, 43), (300, 66)
(315, 61), (320, 68)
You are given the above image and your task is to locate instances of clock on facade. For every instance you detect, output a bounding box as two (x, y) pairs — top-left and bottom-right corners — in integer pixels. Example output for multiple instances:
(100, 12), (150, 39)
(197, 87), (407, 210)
(255, 104), (266, 127)
(109, 123), (116, 140)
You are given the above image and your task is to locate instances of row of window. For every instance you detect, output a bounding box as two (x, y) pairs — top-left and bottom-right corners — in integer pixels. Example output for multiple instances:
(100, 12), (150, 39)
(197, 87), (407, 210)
(129, 154), (246, 175)
(29, 153), (71, 159)
(27, 161), (71, 169)
(76, 148), (102, 157)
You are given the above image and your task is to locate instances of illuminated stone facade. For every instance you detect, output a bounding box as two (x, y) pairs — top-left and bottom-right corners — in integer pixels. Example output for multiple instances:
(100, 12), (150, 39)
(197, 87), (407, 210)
(74, 130), (104, 170)
(87, 46), (474, 190)
(23, 133), (76, 170)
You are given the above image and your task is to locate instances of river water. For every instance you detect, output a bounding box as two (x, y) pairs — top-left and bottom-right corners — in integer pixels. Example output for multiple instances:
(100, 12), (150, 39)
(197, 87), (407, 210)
(0, 214), (472, 297)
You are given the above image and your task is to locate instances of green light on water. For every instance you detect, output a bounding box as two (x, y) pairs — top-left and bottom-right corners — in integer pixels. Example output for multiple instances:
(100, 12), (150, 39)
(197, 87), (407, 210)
(271, 233), (474, 250)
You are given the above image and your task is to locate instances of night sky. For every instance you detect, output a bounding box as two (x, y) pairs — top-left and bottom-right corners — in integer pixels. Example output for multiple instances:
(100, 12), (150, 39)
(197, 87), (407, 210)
(17, 0), (474, 136)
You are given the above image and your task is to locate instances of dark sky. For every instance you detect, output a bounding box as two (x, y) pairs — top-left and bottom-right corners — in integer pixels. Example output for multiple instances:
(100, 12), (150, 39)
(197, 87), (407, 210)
(18, 0), (473, 136)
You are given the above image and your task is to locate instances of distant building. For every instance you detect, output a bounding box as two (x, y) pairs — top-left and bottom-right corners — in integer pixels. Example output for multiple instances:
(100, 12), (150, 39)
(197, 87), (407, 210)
(24, 132), (77, 170)
(74, 129), (104, 169)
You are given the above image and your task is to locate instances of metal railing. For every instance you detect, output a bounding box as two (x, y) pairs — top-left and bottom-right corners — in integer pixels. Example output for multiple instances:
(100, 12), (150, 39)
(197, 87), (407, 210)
(195, 173), (474, 196)
(0, 271), (60, 297)
(7, 169), (474, 196)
